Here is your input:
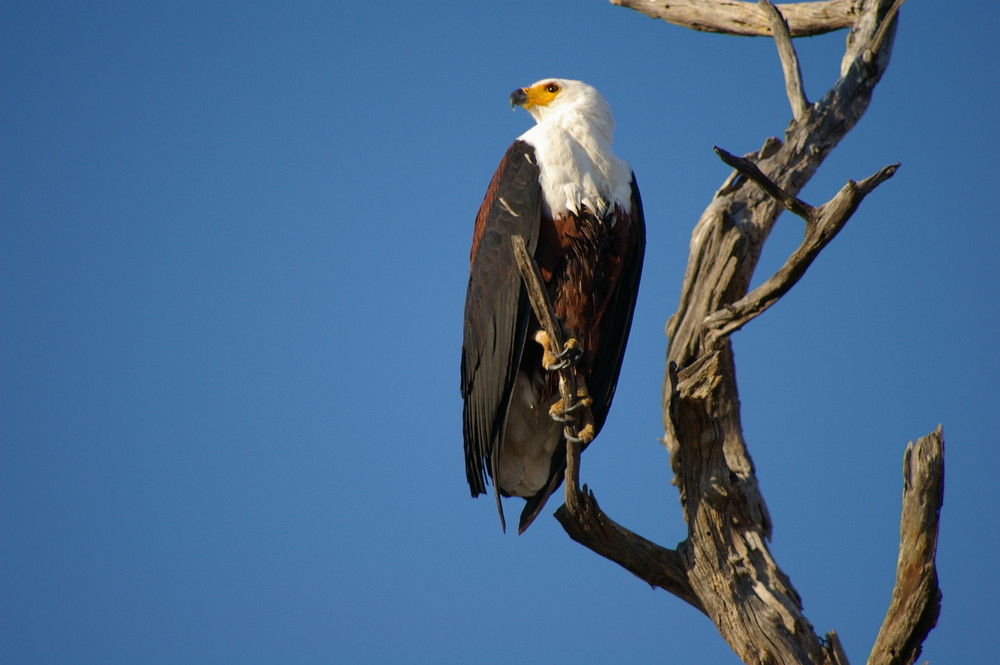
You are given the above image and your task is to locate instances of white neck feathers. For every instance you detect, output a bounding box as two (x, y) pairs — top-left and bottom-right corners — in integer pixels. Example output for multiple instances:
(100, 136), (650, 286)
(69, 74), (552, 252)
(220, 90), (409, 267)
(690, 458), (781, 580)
(517, 90), (633, 218)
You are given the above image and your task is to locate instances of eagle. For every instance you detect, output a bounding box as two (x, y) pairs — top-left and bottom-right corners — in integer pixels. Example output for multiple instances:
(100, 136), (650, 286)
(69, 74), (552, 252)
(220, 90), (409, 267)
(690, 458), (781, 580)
(461, 79), (646, 533)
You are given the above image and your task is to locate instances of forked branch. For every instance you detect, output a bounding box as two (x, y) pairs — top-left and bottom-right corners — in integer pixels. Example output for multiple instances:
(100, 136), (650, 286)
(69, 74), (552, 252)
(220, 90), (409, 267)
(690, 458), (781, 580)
(704, 147), (899, 344)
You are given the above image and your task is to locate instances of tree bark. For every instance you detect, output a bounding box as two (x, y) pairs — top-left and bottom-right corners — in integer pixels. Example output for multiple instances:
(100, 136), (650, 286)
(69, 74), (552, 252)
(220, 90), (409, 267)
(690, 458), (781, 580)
(867, 428), (944, 665)
(611, 0), (860, 37)
(553, 2), (943, 664)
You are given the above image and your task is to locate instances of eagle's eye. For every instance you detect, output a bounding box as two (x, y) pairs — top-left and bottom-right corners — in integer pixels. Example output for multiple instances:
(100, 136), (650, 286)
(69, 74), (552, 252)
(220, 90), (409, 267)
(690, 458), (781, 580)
(545, 83), (560, 94)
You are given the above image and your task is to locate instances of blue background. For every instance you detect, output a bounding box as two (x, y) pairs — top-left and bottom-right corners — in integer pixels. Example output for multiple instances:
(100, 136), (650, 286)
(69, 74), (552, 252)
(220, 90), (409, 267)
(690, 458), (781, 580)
(2, 2), (995, 663)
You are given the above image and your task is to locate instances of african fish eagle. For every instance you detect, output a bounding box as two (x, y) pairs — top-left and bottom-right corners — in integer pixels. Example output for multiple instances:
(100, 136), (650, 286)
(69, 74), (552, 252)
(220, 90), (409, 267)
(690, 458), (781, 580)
(461, 79), (646, 533)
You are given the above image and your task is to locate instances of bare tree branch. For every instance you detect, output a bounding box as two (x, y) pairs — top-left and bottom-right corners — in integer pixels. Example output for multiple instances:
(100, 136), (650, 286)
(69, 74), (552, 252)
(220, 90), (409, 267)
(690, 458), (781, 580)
(759, 0), (810, 120)
(611, 0), (860, 37)
(713, 146), (814, 219)
(867, 427), (944, 665)
(827, 632), (851, 665)
(864, 0), (906, 65)
(704, 148), (898, 342)
(555, 491), (704, 613)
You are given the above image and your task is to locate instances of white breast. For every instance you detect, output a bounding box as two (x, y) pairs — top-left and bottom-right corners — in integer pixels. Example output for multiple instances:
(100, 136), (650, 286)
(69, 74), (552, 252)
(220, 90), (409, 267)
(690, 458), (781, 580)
(519, 111), (633, 219)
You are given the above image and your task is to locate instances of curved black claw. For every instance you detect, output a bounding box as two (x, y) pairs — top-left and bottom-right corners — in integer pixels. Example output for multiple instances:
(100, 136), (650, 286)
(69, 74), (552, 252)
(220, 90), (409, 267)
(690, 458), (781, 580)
(562, 399), (590, 415)
(545, 339), (582, 371)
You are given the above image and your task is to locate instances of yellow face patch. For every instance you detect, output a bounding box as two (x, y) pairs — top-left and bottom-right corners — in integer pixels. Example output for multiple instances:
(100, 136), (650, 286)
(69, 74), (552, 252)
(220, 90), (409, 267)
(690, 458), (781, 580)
(516, 81), (562, 109)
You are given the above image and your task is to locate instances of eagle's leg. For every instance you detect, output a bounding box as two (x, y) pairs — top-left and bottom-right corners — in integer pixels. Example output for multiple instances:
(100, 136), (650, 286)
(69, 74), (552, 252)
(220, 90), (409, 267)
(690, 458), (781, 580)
(533, 329), (582, 371)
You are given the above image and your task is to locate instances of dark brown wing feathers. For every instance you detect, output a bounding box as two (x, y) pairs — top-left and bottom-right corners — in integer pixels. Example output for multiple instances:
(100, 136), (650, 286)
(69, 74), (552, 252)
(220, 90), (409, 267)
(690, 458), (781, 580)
(461, 141), (542, 501)
(585, 176), (646, 433)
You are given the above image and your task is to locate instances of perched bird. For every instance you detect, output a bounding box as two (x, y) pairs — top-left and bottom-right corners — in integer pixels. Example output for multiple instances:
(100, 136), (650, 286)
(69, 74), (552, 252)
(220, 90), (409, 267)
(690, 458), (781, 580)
(461, 79), (646, 533)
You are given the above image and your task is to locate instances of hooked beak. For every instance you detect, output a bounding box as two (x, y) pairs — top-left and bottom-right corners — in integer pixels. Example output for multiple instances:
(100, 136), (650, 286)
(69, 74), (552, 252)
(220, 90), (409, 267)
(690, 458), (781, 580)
(509, 88), (529, 109)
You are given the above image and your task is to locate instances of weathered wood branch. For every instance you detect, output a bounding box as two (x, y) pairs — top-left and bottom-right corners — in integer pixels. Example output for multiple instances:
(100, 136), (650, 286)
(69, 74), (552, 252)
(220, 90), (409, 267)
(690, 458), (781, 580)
(864, 0), (905, 65)
(611, 0), (860, 37)
(759, 0), (810, 120)
(713, 145), (814, 219)
(867, 427), (944, 665)
(704, 147), (899, 342)
(666, 0), (899, 366)
(550, 1), (943, 664)
(555, 490), (704, 613)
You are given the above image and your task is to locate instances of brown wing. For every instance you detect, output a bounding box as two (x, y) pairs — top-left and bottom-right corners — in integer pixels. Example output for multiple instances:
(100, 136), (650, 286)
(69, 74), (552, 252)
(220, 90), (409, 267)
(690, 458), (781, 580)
(461, 141), (542, 520)
(587, 174), (646, 432)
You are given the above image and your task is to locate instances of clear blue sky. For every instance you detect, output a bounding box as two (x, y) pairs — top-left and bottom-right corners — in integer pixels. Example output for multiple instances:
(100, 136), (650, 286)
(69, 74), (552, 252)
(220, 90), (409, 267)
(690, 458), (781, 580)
(2, 2), (996, 663)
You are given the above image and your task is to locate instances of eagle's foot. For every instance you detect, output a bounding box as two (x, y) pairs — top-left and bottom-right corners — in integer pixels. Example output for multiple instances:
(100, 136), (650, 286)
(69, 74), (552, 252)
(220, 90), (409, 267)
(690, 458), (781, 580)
(564, 423), (595, 445)
(562, 394), (593, 414)
(548, 338), (582, 371)
(548, 390), (593, 422)
(550, 410), (574, 423)
(538, 334), (581, 371)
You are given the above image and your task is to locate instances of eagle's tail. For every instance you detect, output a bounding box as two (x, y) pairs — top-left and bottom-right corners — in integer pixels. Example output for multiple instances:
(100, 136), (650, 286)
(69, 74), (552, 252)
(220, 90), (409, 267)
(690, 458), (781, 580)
(517, 441), (567, 534)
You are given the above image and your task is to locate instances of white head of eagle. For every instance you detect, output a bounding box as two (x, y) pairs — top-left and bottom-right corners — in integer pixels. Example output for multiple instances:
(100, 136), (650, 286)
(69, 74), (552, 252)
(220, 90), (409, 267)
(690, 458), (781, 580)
(462, 79), (646, 534)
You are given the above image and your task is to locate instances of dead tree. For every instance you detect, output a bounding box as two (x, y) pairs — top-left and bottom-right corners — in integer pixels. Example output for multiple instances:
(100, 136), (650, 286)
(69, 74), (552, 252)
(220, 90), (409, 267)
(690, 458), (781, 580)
(532, 2), (943, 664)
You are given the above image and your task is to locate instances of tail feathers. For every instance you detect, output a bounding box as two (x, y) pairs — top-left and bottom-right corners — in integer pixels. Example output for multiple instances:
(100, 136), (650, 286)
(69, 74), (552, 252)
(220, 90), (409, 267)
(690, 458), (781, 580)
(517, 443), (568, 534)
(494, 485), (507, 533)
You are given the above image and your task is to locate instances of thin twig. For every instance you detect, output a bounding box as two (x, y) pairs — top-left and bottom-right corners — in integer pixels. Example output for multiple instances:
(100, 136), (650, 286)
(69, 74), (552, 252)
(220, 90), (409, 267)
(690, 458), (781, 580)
(510, 235), (585, 509)
(510, 236), (567, 366)
(759, 0), (810, 120)
(865, 0), (906, 65)
(713, 146), (814, 220)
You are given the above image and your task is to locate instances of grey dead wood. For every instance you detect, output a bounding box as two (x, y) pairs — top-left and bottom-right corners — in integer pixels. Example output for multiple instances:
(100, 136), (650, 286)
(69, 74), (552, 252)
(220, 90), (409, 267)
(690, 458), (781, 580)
(758, 0), (810, 120)
(612, 0), (861, 36)
(867, 427), (944, 665)
(528, 2), (945, 665)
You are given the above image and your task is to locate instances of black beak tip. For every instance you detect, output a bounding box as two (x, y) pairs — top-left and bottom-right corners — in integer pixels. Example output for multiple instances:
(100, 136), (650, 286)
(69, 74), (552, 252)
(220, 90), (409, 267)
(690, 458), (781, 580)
(509, 88), (528, 109)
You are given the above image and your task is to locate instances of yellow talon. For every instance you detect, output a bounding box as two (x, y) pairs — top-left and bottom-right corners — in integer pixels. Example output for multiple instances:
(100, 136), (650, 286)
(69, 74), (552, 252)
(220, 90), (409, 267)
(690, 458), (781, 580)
(548, 388), (592, 420)
(548, 399), (567, 419)
(534, 330), (556, 368)
(574, 423), (595, 444)
(533, 330), (581, 371)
